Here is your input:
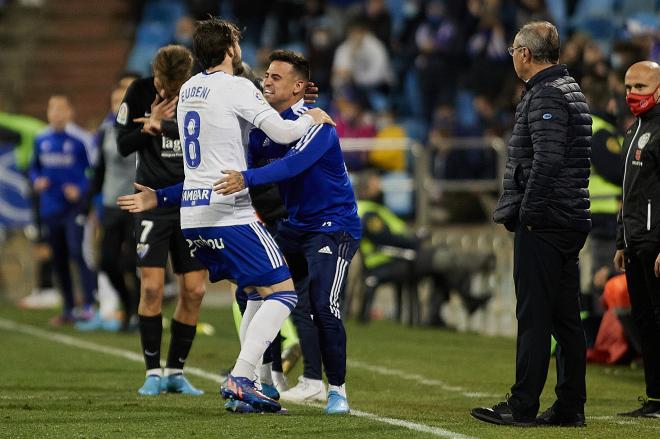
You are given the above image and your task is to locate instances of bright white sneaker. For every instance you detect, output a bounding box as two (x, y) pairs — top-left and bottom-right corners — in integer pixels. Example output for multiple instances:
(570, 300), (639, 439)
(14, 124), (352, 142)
(279, 376), (326, 402)
(19, 288), (61, 309)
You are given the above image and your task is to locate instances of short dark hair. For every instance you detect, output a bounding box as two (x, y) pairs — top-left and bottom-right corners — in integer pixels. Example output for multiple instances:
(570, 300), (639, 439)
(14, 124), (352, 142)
(152, 45), (193, 96)
(268, 50), (310, 81)
(193, 17), (241, 70)
(516, 21), (560, 64)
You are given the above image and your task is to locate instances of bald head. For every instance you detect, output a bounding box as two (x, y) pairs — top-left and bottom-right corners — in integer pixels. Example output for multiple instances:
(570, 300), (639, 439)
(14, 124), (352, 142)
(625, 61), (660, 95)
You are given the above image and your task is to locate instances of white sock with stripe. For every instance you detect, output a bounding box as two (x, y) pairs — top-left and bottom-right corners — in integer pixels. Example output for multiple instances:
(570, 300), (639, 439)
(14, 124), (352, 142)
(239, 292), (263, 345)
(231, 291), (297, 379)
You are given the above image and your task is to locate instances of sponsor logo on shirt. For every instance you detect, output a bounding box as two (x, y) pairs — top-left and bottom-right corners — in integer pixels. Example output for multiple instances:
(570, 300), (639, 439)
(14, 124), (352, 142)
(40, 153), (74, 167)
(161, 137), (183, 158)
(181, 188), (212, 207)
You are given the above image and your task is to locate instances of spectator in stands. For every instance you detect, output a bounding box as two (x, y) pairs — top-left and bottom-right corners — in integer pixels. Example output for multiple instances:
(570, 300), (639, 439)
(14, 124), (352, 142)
(370, 110), (407, 171)
(259, 0), (306, 62)
(353, 0), (392, 49)
(29, 94), (97, 326)
(472, 21), (591, 427)
(465, 0), (511, 99)
(413, 0), (464, 121)
(582, 77), (622, 307)
(355, 170), (492, 325)
(332, 19), (393, 111)
(333, 88), (376, 170)
(515, 0), (551, 29)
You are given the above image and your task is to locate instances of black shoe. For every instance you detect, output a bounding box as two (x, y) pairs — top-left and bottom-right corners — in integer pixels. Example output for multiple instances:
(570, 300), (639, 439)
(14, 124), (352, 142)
(470, 397), (536, 427)
(536, 404), (585, 427)
(618, 397), (660, 417)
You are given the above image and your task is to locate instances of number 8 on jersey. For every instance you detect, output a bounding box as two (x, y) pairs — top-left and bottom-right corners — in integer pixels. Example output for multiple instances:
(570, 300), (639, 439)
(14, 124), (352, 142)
(184, 111), (201, 168)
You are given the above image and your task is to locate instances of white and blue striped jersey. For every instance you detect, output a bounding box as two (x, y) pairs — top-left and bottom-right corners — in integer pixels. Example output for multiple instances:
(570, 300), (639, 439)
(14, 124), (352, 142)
(176, 70), (279, 229)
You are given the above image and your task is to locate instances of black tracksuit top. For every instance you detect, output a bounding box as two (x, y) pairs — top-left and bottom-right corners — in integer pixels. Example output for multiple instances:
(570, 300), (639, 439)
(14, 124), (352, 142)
(617, 105), (660, 251)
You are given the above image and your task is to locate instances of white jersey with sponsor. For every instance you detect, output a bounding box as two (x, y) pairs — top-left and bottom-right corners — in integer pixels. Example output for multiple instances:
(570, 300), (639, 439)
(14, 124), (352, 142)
(176, 71), (278, 229)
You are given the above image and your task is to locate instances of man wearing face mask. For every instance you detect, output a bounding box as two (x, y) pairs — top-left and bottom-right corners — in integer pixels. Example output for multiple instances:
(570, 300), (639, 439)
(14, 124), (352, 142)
(613, 60), (660, 418)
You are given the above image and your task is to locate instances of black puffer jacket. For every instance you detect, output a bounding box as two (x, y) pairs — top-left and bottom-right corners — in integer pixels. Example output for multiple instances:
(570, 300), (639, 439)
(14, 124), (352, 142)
(493, 64), (592, 233)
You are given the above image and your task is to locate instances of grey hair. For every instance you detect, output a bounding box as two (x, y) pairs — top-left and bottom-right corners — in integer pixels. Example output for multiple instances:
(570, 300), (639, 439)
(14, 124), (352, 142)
(516, 21), (560, 64)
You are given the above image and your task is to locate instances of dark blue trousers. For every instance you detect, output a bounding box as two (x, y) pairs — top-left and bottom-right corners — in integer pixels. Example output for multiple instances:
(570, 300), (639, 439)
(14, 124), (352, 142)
(276, 223), (359, 386)
(44, 207), (96, 314)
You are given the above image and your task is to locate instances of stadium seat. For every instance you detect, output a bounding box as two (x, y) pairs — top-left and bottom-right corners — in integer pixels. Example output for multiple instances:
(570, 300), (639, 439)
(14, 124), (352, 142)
(572, 0), (616, 20)
(143, 0), (186, 27)
(580, 17), (618, 45)
(126, 44), (161, 76)
(381, 171), (413, 217)
(135, 21), (173, 47)
(401, 118), (427, 143)
(617, 0), (656, 17)
(402, 70), (424, 120)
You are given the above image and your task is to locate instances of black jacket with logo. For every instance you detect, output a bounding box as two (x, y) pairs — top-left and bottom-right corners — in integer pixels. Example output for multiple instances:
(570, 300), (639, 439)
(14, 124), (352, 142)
(115, 77), (183, 217)
(616, 105), (660, 251)
(493, 64), (592, 233)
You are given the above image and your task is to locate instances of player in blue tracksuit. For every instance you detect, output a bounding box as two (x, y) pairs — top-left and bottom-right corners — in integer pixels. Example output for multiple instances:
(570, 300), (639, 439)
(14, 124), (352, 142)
(217, 51), (361, 414)
(29, 94), (97, 324)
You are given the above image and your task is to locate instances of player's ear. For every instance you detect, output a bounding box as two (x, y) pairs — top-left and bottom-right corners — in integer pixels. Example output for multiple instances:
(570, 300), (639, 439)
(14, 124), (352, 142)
(294, 79), (305, 94)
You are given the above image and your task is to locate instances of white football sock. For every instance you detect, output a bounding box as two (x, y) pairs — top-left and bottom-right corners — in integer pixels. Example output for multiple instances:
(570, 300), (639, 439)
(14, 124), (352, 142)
(164, 368), (182, 377)
(232, 296), (293, 378)
(260, 362), (273, 385)
(239, 294), (263, 345)
(146, 368), (162, 377)
(329, 383), (347, 398)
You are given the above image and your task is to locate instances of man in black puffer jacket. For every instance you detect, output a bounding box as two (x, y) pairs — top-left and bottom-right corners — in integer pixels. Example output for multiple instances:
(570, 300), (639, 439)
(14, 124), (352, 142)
(471, 21), (592, 428)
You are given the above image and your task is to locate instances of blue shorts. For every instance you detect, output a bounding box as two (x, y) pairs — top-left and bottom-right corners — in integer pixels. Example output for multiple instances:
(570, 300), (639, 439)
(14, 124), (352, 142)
(182, 221), (291, 288)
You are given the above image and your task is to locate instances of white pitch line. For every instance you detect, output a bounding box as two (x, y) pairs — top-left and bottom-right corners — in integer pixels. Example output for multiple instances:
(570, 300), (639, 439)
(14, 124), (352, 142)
(0, 318), (478, 439)
(348, 359), (498, 399)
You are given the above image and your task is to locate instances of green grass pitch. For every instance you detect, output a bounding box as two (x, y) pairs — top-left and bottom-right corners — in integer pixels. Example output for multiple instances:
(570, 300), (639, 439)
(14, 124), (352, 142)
(1, 303), (658, 438)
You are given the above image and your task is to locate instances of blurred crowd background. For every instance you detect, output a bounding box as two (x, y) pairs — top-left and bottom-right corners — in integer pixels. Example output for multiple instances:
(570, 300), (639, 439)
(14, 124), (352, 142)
(2, 0), (659, 219)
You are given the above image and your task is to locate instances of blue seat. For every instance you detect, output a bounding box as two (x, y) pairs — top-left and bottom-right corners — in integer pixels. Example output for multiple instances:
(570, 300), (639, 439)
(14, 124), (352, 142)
(135, 21), (173, 47)
(143, 0), (186, 26)
(126, 44), (161, 76)
(402, 118), (427, 143)
(580, 17), (617, 42)
(403, 70), (424, 119)
(381, 171), (414, 217)
(618, 0), (656, 17)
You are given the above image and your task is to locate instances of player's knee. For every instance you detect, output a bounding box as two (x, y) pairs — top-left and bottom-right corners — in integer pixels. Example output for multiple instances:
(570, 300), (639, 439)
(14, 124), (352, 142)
(181, 283), (205, 307)
(141, 281), (164, 305)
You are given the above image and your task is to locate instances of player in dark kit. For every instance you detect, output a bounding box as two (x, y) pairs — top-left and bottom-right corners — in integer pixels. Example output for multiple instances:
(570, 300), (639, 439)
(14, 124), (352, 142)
(116, 45), (207, 396)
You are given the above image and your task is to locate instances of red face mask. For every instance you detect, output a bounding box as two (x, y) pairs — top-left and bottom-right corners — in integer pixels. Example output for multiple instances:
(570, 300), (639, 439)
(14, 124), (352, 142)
(626, 84), (660, 116)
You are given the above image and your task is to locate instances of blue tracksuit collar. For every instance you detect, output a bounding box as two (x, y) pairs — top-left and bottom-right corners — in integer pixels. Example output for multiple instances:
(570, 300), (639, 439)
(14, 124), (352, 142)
(279, 99), (307, 120)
